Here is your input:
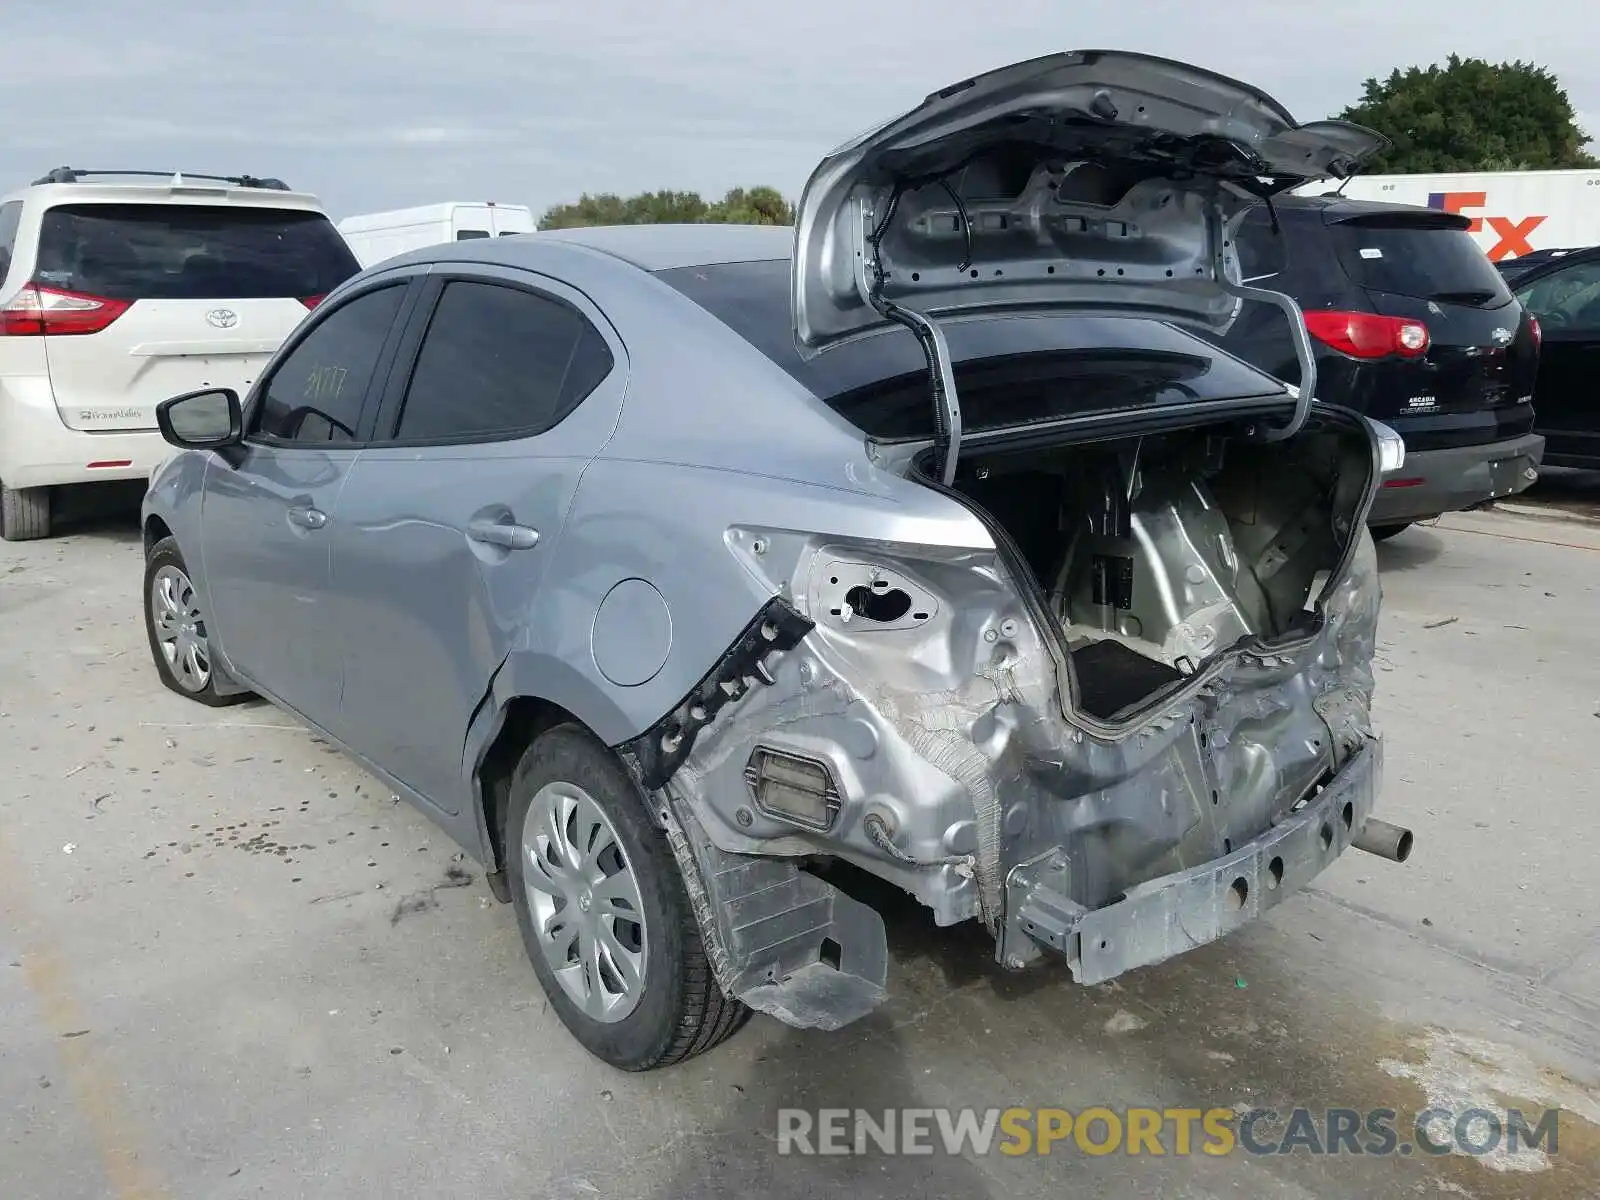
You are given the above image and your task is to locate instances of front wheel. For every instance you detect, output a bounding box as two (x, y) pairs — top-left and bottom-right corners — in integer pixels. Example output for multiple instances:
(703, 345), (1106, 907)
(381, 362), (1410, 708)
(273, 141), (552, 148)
(1370, 523), (1413, 543)
(506, 723), (749, 1070)
(142, 537), (250, 706)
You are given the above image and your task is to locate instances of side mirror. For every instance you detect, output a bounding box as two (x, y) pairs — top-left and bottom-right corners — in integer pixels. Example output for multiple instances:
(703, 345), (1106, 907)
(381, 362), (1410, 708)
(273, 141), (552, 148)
(156, 388), (242, 450)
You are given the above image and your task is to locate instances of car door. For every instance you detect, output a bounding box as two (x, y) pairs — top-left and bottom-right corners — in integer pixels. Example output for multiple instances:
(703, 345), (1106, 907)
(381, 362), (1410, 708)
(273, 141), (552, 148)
(327, 270), (624, 815)
(1515, 255), (1600, 466)
(199, 278), (416, 729)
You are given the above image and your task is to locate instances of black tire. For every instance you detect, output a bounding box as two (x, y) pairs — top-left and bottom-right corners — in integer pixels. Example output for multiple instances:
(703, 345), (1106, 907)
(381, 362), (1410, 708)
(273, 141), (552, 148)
(142, 536), (251, 707)
(1, 483), (50, 541)
(1369, 523), (1413, 543)
(505, 723), (749, 1070)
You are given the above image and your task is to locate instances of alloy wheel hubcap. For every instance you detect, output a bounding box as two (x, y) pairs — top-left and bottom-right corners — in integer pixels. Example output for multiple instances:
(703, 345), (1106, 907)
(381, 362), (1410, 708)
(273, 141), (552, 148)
(521, 781), (647, 1023)
(150, 565), (210, 692)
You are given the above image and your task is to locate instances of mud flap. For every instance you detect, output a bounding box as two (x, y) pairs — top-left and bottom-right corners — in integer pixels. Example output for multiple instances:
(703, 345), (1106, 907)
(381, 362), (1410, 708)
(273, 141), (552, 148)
(658, 788), (890, 1031)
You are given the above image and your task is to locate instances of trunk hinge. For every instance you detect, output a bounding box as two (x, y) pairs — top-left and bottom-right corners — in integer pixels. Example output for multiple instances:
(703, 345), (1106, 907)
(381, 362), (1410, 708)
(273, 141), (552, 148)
(1207, 201), (1317, 443)
(858, 198), (963, 485)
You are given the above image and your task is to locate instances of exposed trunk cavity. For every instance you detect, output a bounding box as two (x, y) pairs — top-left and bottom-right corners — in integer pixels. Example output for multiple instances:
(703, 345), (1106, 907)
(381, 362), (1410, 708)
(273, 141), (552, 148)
(916, 413), (1375, 728)
(655, 410), (1381, 972)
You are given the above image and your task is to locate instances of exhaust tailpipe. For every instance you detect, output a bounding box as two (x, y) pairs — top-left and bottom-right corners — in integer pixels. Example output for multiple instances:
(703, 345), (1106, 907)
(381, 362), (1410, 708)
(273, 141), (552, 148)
(1352, 817), (1413, 863)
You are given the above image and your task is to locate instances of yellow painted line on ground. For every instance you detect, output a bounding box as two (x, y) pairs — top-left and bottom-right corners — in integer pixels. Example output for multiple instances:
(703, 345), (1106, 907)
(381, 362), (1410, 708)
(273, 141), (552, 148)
(1440, 523), (1600, 553)
(1, 834), (170, 1200)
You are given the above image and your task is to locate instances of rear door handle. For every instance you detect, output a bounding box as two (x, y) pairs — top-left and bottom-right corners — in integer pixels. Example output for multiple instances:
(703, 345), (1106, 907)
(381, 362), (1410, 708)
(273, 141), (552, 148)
(287, 505), (327, 530)
(467, 518), (539, 550)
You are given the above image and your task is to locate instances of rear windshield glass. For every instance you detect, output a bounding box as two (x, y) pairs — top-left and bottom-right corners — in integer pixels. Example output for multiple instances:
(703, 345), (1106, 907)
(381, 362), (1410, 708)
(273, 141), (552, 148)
(36, 203), (361, 301)
(1332, 219), (1512, 307)
(655, 258), (1288, 439)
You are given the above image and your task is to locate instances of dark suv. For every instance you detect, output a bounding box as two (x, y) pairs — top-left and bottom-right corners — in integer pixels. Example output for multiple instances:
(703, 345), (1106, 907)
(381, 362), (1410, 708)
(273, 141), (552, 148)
(1500, 244), (1600, 470)
(1214, 195), (1544, 539)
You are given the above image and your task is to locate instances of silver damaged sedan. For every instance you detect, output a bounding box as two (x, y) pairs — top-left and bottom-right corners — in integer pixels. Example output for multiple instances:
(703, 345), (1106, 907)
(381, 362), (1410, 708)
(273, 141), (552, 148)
(142, 49), (1416, 1070)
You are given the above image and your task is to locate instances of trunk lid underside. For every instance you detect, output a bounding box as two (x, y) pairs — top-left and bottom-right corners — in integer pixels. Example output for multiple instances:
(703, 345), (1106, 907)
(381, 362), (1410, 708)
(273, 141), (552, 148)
(791, 49), (1388, 354)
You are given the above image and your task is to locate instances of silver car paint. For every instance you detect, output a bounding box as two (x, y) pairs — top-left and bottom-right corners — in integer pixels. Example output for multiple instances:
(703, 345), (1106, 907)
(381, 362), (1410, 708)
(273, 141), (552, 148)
(145, 233), (1386, 1011)
(327, 264), (631, 817)
(198, 443), (359, 730)
(145, 231), (981, 828)
(143, 262), (425, 703)
(143, 53), (1397, 1028)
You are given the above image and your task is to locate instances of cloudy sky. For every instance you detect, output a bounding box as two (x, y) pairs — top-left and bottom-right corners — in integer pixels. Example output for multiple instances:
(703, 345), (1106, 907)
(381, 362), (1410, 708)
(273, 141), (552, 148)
(3, 1), (1594, 220)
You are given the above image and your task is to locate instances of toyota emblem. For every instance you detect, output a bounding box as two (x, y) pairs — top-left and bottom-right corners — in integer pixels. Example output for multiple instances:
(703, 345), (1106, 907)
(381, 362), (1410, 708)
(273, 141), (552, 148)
(206, 308), (239, 329)
(1491, 327), (1513, 347)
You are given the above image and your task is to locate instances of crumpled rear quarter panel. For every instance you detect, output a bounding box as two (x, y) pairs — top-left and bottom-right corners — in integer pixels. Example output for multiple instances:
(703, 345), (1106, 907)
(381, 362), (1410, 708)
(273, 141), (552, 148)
(520, 254), (1386, 988)
(661, 520), (1380, 941)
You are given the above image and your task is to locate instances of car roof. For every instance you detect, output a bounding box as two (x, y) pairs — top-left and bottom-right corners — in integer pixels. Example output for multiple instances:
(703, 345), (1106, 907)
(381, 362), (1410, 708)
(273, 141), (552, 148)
(469, 223), (795, 271)
(1260, 192), (1474, 228)
(3, 169), (325, 211)
(1499, 243), (1600, 283)
(3, 181), (329, 212)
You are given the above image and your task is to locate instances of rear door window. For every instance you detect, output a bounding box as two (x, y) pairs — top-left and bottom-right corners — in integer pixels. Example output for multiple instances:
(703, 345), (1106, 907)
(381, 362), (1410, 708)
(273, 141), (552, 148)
(1332, 218), (1513, 307)
(252, 283), (407, 444)
(391, 280), (614, 442)
(1234, 207), (1289, 281)
(35, 203), (361, 301)
(1516, 259), (1600, 335)
(0, 201), (22, 286)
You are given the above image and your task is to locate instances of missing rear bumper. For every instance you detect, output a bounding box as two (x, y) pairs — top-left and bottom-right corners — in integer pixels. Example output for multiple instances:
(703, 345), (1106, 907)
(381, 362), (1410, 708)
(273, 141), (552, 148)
(1001, 738), (1387, 984)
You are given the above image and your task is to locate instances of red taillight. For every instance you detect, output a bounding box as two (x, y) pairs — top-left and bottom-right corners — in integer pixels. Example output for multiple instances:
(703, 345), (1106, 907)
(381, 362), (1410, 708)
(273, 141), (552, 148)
(0, 283), (131, 337)
(300, 294), (326, 310)
(1303, 310), (1430, 360)
(1528, 314), (1542, 349)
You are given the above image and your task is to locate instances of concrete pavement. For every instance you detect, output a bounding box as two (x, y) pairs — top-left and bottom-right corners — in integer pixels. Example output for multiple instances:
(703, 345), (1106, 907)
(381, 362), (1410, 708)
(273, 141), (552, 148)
(2, 491), (1597, 1200)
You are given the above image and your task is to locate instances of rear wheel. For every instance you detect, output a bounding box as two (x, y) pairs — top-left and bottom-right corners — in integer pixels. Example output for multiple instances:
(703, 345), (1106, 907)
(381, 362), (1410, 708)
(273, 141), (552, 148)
(1370, 523), (1413, 542)
(0, 483), (51, 542)
(505, 723), (749, 1070)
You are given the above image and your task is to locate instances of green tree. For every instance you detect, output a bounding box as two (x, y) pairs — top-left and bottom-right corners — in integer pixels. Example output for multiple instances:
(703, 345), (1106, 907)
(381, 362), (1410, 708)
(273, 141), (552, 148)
(538, 186), (793, 230)
(1337, 56), (1597, 173)
(707, 186), (793, 225)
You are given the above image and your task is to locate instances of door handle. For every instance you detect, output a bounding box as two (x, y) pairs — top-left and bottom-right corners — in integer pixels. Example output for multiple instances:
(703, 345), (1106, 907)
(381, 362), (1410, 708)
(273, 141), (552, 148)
(287, 505), (327, 530)
(467, 518), (539, 550)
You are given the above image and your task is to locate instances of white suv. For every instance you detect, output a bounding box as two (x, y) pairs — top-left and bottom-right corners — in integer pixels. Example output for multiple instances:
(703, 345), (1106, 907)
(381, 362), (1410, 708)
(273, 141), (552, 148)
(0, 168), (361, 539)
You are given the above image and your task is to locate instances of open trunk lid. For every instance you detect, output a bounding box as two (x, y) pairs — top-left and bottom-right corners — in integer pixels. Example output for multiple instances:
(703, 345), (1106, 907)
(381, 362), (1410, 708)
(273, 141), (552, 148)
(791, 50), (1387, 353)
(789, 50), (1386, 480)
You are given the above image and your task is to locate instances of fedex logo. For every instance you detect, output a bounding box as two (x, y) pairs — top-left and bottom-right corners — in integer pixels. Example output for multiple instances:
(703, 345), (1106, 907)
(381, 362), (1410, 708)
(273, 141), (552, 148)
(1427, 191), (1546, 261)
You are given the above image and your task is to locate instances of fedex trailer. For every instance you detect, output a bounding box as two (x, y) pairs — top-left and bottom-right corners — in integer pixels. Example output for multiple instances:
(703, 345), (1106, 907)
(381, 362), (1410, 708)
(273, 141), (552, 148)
(336, 201), (536, 268)
(1295, 169), (1600, 262)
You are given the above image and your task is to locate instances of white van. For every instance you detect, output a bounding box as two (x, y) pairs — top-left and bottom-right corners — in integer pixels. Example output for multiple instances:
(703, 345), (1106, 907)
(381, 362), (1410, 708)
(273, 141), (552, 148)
(336, 202), (536, 268)
(0, 167), (360, 539)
